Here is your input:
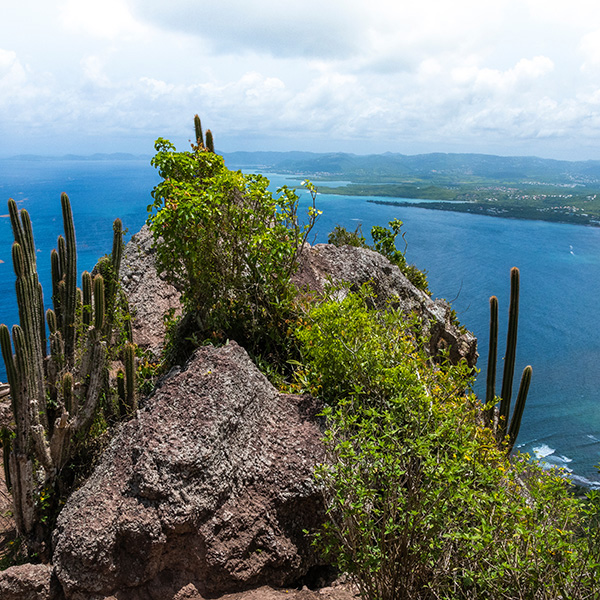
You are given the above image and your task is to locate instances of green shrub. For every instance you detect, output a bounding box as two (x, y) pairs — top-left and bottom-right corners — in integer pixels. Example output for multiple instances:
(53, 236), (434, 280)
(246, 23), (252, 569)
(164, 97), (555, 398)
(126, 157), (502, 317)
(296, 289), (600, 599)
(328, 224), (368, 247)
(147, 136), (320, 362)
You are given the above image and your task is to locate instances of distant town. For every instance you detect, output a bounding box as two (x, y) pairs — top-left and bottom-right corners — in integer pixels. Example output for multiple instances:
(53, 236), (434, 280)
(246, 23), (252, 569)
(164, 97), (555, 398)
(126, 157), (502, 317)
(225, 150), (600, 227)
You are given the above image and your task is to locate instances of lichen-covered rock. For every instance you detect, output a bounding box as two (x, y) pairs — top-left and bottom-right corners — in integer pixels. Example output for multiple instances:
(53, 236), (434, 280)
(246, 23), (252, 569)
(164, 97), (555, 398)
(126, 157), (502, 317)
(0, 563), (60, 600)
(120, 225), (181, 358)
(0, 382), (12, 431)
(52, 342), (325, 600)
(293, 244), (477, 367)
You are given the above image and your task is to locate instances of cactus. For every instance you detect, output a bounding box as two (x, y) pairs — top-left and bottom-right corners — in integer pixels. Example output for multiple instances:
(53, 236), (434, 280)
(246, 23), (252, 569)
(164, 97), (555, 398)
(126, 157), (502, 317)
(62, 372), (74, 422)
(61, 192), (78, 364)
(498, 267), (520, 432)
(0, 194), (130, 553)
(194, 114), (204, 147)
(119, 342), (137, 417)
(102, 218), (123, 339)
(93, 274), (105, 331)
(117, 369), (126, 417)
(205, 129), (215, 153)
(485, 267), (533, 450)
(82, 271), (93, 327)
(484, 295), (498, 427)
(507, 365), (533, 452)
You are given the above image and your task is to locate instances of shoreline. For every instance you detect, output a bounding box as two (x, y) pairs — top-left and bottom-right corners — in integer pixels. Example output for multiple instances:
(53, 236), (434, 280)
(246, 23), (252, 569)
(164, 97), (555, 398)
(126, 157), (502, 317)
(365, 199), (600, 228)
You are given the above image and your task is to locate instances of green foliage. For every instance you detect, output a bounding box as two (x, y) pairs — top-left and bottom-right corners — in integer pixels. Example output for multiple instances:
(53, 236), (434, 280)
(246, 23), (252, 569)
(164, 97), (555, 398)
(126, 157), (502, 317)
(296, 289), (600, 599)
(147, 128), (320, 362)
(371, 218), (430, 294)
(295, 285), (437, 403)
(328, 224), (368, 248)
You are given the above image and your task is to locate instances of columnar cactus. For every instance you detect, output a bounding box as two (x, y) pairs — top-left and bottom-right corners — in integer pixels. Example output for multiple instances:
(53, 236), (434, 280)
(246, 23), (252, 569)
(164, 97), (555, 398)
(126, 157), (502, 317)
(103, 218), (123, 338)
(0, 193), (127, 554)
(82, 271), (93, 327)
(485, 267), (533, 451)
(118, 342), (137, 418)
(484, 295), (498, 427)
(194, 114), (204, 147)
(60, 192), (78, 365)
(205, 129), (215, 153)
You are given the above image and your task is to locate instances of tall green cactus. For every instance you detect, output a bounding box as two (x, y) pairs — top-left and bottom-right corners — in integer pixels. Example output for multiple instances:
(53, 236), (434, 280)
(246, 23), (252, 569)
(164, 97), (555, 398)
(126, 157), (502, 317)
(102, 218), (123, 339)
(82, 271), (93, 327)
(194, 113), (204, 147)
(118, 342), (137, 418)
(486, 267), (533, 451)
(61, 192), (78, 364)
(0, 193), (127, 554)
(205, 129), (215, 153)
(484, 295), (498, 427)
(507, 365), (532, 452)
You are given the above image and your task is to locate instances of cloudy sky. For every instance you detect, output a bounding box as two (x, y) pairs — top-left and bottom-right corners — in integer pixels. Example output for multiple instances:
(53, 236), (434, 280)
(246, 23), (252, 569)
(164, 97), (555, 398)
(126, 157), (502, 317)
(3, 0), (600, 159)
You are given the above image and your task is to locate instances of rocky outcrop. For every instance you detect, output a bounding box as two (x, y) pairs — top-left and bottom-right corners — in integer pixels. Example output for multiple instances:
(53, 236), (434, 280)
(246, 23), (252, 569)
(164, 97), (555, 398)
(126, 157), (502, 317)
(0, 564), (60, 600)
(52, 342), (326, 600)
(120, 232), (476, 368)
(293, 244), (477, 367)
(120, 225), (181, 358)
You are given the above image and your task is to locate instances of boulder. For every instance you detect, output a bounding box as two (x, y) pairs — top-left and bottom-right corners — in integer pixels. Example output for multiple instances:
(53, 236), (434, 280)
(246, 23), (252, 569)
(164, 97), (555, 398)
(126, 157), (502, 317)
(293, 244), (477, 367)
(52, 342), (326, 600)
(120, 225), (181, 358)
(0, 563), (60, 600)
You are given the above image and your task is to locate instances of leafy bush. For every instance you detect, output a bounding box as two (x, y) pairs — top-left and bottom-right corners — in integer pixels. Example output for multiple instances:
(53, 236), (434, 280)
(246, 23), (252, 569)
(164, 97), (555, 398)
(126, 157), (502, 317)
(296, 289), (600, 599)
(147, 137), (320, 361)
(328, 223), (368, 247)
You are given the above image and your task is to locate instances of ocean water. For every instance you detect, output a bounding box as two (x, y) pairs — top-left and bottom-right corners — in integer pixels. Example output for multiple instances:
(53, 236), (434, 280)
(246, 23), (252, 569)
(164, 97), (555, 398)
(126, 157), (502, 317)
(1, 159), (600, 487)
(0, 157), (159, 377)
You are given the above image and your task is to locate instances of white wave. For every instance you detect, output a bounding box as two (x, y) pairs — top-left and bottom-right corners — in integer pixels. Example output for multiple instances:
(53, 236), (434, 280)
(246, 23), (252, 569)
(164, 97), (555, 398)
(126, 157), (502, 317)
(533, 444), (555, 459)
(568, 472), (600, 490)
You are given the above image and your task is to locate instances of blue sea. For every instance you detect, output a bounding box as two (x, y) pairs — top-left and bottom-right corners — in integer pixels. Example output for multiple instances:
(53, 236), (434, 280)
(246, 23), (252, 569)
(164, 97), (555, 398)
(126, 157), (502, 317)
(1, 157), (600, 487)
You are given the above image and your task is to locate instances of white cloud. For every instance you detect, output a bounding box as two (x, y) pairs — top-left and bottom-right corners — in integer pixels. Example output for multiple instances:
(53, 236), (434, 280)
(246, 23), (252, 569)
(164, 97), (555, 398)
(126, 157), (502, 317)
(0, 49), (27, 88)
(59, 0), (146, 39)
(128, 0), (368, 59)
(3, 0), (600, 158)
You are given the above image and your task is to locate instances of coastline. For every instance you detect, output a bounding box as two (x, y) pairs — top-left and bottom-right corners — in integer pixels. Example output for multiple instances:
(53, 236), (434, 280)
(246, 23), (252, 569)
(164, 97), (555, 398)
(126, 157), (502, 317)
(365, 199), (600, 228)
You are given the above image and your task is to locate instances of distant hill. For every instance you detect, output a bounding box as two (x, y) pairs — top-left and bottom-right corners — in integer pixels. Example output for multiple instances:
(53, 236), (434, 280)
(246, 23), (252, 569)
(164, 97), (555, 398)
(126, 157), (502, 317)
(223, 151), (600, 186)
(9, 150), (600, 187)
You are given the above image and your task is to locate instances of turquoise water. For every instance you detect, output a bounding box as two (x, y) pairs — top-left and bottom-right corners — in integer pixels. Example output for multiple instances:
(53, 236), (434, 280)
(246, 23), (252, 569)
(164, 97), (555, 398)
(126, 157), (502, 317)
(1, 159), (600, 486)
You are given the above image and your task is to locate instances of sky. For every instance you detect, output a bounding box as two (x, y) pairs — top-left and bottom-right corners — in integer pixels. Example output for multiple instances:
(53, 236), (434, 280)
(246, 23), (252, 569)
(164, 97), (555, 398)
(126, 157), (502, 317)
(4, 1), (600, 159)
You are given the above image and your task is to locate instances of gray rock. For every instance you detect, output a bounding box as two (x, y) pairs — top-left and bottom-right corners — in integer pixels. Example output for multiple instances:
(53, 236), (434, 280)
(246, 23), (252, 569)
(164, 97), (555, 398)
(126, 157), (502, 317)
(52, 342), (325, 600)
(0, 563), (60, 600)
(120, 225), (181, 358)
(293, 244), (477, 367)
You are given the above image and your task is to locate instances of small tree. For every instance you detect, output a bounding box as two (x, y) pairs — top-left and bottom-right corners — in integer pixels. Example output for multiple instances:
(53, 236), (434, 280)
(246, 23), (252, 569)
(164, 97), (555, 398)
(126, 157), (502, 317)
(147, 121), (320, 360)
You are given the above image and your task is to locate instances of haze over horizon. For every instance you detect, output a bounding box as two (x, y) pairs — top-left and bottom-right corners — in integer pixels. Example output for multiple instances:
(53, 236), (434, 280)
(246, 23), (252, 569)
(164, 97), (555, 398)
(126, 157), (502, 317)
(4, 1), (600, 161)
